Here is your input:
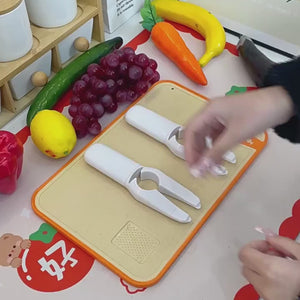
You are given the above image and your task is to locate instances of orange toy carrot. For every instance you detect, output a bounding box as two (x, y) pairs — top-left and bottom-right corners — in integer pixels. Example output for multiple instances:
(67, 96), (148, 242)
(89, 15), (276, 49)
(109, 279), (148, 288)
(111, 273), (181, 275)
(141, 0), (207, 85)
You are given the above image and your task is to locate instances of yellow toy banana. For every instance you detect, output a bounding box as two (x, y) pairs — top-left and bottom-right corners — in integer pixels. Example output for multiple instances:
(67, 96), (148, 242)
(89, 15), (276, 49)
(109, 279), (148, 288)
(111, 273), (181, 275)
(151, 0), (226, 67)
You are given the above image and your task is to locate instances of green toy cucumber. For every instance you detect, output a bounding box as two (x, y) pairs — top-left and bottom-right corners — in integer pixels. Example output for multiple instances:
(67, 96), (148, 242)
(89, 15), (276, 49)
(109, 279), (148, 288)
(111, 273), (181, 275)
(26, 37), (123, 126)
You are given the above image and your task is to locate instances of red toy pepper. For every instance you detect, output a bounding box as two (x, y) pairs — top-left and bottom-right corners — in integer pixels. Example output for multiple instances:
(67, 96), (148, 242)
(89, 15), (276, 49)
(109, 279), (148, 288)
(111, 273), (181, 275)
(0, 131), (23, 194)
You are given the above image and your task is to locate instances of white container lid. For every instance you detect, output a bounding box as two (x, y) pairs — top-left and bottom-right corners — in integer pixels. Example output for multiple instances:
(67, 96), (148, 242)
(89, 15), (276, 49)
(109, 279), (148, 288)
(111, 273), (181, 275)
(25, 0), (78, 28)
(0, 0), (22, 15)
(0, 0), (33, 62)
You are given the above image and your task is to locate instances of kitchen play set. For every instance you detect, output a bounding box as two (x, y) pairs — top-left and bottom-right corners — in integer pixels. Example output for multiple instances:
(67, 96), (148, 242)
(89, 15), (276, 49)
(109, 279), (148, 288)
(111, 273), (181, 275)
(0, 0), (298, 298)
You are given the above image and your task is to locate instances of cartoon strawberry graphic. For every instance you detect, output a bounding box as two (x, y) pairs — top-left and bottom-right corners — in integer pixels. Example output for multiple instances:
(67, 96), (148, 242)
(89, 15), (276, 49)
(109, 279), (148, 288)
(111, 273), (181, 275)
(0, 223), (95, 292)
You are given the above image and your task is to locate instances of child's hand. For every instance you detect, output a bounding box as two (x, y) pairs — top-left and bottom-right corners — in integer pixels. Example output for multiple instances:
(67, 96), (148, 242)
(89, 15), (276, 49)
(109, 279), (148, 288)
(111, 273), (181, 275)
(184, 86), (293, 176)
(239, 236), (300, 300)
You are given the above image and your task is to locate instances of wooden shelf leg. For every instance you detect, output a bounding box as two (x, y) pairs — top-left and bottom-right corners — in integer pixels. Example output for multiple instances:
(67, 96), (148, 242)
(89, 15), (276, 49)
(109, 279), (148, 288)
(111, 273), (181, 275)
(92, 11), (105, 42)
(2, 82), (16, 113)
(52, 45), (62, 73)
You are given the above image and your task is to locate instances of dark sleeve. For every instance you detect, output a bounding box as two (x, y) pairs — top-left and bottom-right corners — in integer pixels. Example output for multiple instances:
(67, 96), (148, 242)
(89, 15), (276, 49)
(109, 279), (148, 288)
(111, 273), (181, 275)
(263, 57), (300, 143)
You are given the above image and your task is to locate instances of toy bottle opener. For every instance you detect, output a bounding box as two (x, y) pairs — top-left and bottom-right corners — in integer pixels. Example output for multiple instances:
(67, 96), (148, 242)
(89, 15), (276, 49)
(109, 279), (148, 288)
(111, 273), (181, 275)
(84, 143), (201, 223)
(125, 106), (236, 169)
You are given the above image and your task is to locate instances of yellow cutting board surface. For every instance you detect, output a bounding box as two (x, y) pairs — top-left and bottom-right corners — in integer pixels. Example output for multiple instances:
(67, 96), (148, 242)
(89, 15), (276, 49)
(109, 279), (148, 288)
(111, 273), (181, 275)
(32, 81), (267, 287)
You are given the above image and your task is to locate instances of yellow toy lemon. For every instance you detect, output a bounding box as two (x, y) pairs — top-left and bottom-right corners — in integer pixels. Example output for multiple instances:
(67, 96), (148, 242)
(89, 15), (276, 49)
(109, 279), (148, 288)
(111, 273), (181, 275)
(30, 110), (77, 158)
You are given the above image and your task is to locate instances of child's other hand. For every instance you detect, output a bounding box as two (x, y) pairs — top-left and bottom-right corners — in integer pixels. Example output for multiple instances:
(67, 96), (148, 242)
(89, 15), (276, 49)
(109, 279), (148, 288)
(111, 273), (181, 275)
(239, 236), (300, 300)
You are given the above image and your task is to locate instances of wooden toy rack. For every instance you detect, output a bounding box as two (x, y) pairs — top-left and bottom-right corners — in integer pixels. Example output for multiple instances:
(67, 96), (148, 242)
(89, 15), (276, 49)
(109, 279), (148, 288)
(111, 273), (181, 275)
(0, 0), (104, 128)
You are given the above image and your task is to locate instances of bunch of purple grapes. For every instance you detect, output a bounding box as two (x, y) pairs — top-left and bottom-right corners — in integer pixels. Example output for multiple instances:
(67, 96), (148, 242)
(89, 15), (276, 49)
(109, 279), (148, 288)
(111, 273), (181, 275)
(69, 47), (160, 138)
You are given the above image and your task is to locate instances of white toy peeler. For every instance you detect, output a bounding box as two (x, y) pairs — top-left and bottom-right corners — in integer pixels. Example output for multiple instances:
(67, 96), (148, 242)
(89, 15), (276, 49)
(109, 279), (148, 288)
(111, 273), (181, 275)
(84, 143), (201, 223)
(125, 105), (236, 168)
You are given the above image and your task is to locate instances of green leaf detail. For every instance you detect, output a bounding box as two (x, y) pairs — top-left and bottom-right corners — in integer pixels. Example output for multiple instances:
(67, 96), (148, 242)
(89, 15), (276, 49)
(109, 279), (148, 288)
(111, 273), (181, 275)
(140, 20), (155, 32)
(29, 223), (57, 244)
(140, 0), (164, 31)
(226, 86), (247, 95)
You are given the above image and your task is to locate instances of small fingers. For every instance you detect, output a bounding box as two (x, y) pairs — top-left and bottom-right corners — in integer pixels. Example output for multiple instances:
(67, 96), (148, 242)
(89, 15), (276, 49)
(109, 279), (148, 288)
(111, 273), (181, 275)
(267, 236), (300, 260)
(239, 240), (273, 274)
(183, 112), (211, 167)
(189, 129), (236, 177)
(187, 130), (207, 166)
(206, 133), (233, 163)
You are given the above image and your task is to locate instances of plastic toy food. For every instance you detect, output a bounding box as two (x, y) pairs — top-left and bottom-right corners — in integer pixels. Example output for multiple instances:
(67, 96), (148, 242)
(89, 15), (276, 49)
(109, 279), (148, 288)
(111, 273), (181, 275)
(69, 46), (160, 138)
(0, 131), (24, 194)
(30, 110), (77, 159)
(152, 0), (226, 67)
(141, 0), (207, 85)
(26, 37), (123, 126)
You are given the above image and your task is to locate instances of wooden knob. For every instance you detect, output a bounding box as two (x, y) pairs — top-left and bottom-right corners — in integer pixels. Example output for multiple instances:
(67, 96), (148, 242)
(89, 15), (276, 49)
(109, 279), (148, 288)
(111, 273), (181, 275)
(74, 37), (89, 52)
(31, 71), (48, 87)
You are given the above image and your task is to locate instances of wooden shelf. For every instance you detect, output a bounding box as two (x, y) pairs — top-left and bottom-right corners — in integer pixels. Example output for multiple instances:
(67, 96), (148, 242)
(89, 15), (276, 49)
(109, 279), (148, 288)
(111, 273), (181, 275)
(0, 0), (104, 128)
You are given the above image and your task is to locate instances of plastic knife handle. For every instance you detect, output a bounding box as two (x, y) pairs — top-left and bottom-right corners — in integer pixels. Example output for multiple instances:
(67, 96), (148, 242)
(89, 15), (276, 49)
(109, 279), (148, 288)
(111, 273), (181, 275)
(125, 105), (181, 143)
(84, 144), (141, 187)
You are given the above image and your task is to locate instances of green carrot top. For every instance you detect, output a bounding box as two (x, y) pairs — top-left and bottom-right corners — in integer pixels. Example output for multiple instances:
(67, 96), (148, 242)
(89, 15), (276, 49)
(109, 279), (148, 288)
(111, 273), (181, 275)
(140, 0), (164, 31)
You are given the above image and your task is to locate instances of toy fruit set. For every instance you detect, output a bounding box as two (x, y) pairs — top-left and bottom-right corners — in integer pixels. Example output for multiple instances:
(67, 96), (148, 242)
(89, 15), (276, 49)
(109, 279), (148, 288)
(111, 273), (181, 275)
(26, 37), (124, 126)
(25, 0), (227, 160)
(26, 35), (161, 157)
(151, 0), (226, 67)
(140, 0), (226, 85)
(69, 45), (160, 138)
(141, 0), (207, 85)
(26, 37), (121, 159)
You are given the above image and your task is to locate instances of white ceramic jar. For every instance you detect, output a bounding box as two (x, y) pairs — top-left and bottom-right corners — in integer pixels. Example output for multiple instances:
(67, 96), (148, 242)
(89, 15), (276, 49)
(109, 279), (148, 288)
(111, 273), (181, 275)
(25, 0), (78, 28)
(0, 0), (33, 62)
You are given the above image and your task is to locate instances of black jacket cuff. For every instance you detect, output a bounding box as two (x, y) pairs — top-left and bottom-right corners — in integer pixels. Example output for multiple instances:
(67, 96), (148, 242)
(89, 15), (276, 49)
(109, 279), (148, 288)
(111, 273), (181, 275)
(263, 57), (300, 142)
